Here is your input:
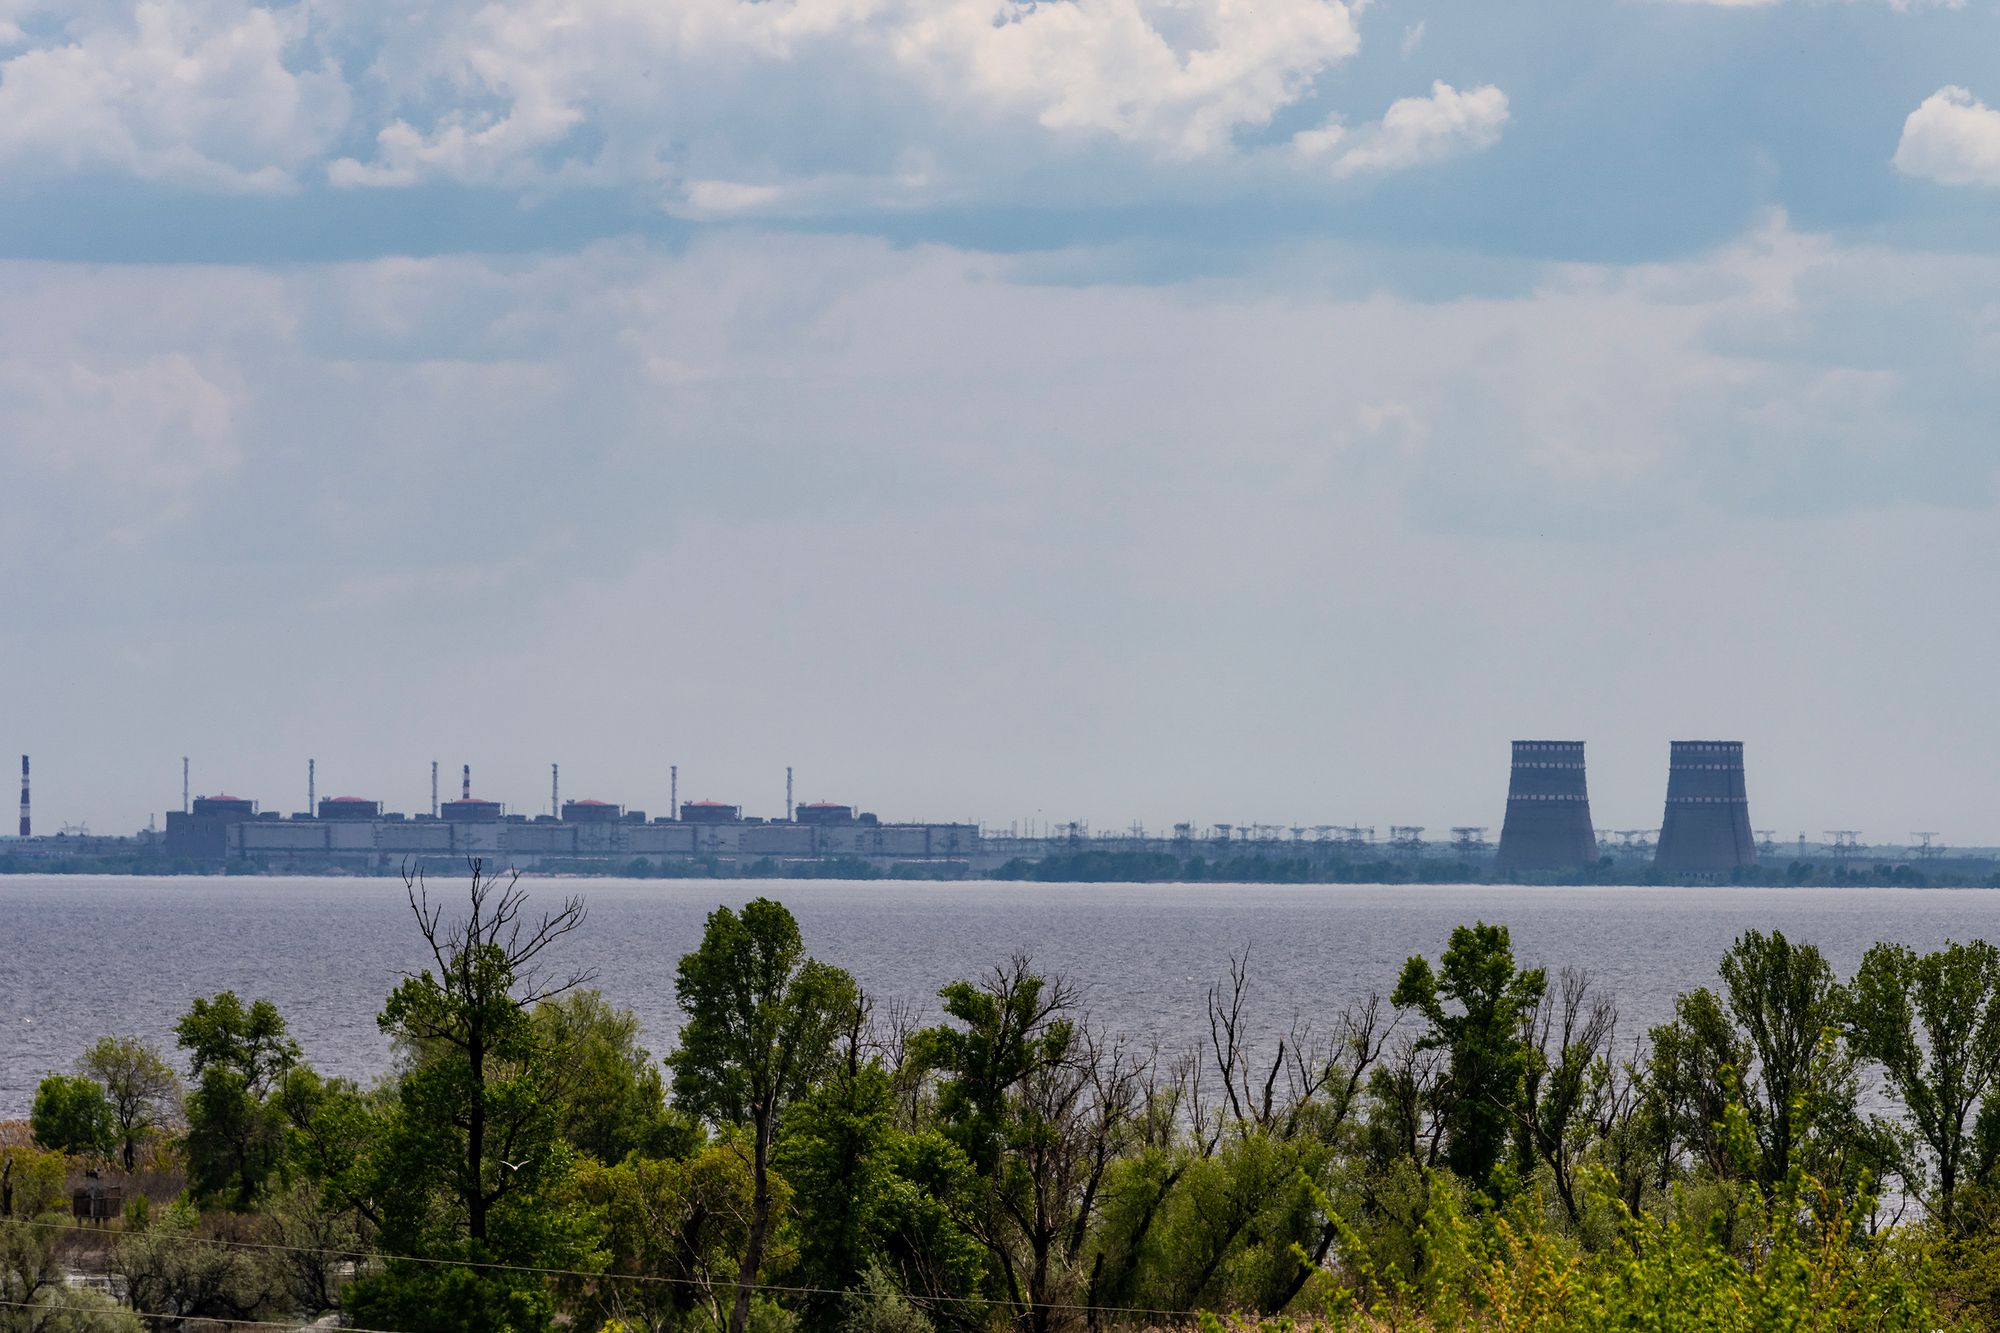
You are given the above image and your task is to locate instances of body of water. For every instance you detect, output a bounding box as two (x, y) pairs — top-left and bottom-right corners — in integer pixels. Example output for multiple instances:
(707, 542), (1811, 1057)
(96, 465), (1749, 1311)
(4, 874), (1998, 1116)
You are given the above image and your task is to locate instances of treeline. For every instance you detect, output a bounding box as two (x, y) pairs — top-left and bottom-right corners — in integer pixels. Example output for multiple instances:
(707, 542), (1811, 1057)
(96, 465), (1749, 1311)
(994, 849), (2000, 887)
(7, 865), (2000, 1332)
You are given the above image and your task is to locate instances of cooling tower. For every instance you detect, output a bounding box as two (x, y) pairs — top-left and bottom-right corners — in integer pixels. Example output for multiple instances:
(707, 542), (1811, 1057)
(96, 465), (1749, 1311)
(1495, 741), (1599, 872)
(1654, 740), (1757, 875)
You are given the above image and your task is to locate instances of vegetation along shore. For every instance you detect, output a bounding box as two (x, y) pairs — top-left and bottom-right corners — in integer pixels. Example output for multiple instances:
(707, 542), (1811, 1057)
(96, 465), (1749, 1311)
(7, 861), (2000, 1331)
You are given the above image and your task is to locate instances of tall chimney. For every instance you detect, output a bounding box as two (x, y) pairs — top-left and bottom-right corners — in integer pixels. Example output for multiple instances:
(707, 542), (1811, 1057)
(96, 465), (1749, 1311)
(18, 755), (28, 838)
(552, 763), (560, 819)
(182, 757), (190, 814)
(1495, 740), (1598, 873)
(308, 758), (316, 815)
(786, 766), (794, 822)
(431, 761), (439, 818)
(670, 765), (678, 821)
(462, 764), (471, 801)
(1655, 741), (1757, 876)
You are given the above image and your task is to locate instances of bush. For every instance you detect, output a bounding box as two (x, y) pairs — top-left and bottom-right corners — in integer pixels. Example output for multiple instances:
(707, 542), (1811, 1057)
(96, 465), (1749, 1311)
(29, 1074), (116, 1157)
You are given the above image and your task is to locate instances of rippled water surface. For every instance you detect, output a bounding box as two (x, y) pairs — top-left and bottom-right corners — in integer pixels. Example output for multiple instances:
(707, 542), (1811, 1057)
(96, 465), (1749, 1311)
(5, 875), (1999, 1115)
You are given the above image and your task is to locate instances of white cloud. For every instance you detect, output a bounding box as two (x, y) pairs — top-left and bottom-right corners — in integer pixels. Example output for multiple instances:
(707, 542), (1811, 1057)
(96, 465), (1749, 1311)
(325, 0), (1383, 196)
(0, 0), (349, 190)
(1399, 20), (1426, 57)
(1894, 86), (2000, 187)
(1294, 81), (1508, 177)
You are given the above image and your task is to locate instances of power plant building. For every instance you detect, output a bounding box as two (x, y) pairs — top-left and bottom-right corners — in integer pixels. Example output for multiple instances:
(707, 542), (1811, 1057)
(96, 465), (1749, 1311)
(1655, 741), (1757, 875)
(1495, 741), (1599, 872)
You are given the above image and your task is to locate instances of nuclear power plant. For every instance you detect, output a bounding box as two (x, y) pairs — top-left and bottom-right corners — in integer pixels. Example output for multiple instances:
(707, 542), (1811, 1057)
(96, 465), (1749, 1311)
(1654, 740), (1758, 875)
(4, 739), (1992, 882)
(1495, 741), (1599, 872)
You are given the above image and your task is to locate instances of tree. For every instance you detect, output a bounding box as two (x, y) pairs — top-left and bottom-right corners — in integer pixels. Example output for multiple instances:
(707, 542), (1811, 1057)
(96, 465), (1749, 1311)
(29, 1074), (114, 1158)
(531, 989), (693, 1164)
(80, 1036), (179, 1171)
(1717, 928), (1861, 1195)
(343, 863), (598, 1333)
(1514, 967), (1618, 1224)
(912, 959), (1142, 1333)
(1643, 986), (1748, 1186)
(377, 861), (590, 1247)
(1848, 938), (2000, 1223)
(773, 1000), (898, 1325)
(1390, 922), (1547, 1193)
(564, 1144), (763, 1333)
(176, 992), (301, 1208)
(670, 897), (860, 1333)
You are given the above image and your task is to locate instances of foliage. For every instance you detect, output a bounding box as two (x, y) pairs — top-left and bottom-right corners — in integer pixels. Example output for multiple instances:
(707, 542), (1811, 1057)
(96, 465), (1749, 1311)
(176, 990), (302, 1207)
(1390, 922), (1547, 1193)
(114, 1196), (287, 1325)
(78, 1035), (179, 1172)
(0, 1147), (69, 1219)
(1714, 929), (1865, 1195)
(533, 988), (696, 1165)
(564, 1140), (765, 1332)
(1847, 939), (2000, 1223)
(346, 863), (598, 1330)
(33, 881), (2000, 1333)
(671, 896), (860, 1333)
(28, 1074), (114, 1158)
(1299, 1169), (1955, 1333)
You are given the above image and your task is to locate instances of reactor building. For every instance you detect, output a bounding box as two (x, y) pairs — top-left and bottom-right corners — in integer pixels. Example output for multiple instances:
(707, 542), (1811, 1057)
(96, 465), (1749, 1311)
(1654, 740), (1757, 875)
(1495, 740), (1599, 872)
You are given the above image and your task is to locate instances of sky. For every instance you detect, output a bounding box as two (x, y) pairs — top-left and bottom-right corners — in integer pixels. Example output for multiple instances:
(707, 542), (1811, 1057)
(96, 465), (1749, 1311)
(3, 0), (1999, 845)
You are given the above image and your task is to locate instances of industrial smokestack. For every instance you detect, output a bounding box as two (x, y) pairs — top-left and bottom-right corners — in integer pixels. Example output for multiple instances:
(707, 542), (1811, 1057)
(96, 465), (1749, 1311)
(462, 764), (471, 801)
(786, 766), (793, 822)
(1495, 740), (1598, 873)
(182, 757), (190, 814)
(1655, 741), (1757, 876)
(670, 765), (678, 821)
(431, 761), (439, 818)
(552, 764), (560, 819)
(308, 758), (316, 815)
(18, 755), (28, 838)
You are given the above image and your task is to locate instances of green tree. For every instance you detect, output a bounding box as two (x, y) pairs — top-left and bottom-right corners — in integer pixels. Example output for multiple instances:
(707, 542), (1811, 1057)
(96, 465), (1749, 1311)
(3, 1182), (145, 1331)
(670, 897), (860, 1333)
(563, 1143), (763, 1333)
(1390, 922), (1547, 1193)
(774, 1004), (897, 1325)
(29, 1074), (114, 1157)
(1717, 928), (1862, 1195)
(1848, 938), (2000, 1222)
(346, 863), (596, 1333)
(80, 1035), (180, 1171)
(1643, 985), (1749, 1186)
(531, 989), (693, 1164)
(176, 991), (301, 1208)
(912, 960), (1138, 1333)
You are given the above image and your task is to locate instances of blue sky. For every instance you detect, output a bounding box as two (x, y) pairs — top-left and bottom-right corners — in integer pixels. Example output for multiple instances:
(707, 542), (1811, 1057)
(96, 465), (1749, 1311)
(3, 0), (1999, 842)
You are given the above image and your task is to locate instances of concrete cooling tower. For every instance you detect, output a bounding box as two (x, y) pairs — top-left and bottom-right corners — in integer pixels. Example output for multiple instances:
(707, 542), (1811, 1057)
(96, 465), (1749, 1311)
(1496, 741), (1599, 872)
(1654, 740), (1757, 875)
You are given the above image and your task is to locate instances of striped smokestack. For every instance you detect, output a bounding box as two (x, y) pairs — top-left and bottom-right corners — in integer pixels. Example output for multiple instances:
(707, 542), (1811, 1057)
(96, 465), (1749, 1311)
(1655, 741), (1757, 875)
(462, 764), (471, 801)
(18, 755), (27, 838)
(1495, 740), (1598, 873)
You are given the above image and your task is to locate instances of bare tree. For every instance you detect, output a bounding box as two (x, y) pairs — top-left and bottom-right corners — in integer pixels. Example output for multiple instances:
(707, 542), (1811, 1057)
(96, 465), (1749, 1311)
(1513, 967), (1618, 1224)
(382, 859), (593, 1244)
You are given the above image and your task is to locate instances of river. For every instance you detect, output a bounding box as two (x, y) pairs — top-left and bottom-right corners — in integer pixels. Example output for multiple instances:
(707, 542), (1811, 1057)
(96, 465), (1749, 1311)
(4, 874), (1997, 1115)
